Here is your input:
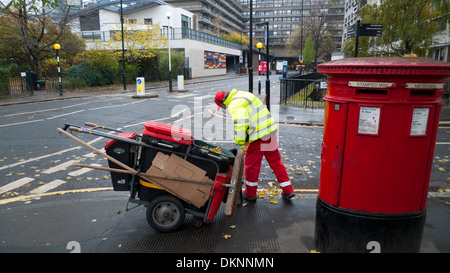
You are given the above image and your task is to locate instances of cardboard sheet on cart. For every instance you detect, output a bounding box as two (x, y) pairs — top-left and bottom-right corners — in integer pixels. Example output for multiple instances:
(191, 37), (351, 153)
(144, 152), (214, 208)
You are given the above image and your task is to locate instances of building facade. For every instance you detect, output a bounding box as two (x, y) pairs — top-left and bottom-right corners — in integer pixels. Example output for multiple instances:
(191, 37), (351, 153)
(69, 1), (242, 78)
(238, 0), (345, 63)
(164, 0), (246, 36)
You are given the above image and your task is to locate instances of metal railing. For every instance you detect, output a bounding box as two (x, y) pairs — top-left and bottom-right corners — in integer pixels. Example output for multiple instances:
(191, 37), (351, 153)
(0, 73), (32, 96)
(80, 28), (240, 49)
(0, 71), (85, 96)
(280, 72), (327, 109)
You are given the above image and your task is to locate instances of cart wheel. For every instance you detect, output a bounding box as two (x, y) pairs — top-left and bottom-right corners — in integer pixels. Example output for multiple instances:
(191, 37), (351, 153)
(146, 195), (185, 232)
(193, 218), (203, 228)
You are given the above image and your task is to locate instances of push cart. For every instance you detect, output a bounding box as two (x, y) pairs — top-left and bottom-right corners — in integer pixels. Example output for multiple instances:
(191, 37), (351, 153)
(58, 121), (244, 232)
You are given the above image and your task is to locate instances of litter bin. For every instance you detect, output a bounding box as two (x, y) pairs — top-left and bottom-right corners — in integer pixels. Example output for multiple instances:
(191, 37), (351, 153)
(314, 57), (450, 253)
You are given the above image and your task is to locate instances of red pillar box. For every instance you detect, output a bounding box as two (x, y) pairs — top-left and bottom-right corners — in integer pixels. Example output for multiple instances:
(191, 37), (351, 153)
(314, 57), (450, 253)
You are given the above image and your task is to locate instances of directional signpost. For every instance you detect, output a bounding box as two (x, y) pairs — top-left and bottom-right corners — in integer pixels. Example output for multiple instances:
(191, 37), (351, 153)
(359, 23), (383, 37)
(347, 20), (383, 57)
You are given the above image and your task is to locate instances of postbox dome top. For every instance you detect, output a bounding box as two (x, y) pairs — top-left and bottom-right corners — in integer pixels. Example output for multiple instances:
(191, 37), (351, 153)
(318, 57), (450, 76)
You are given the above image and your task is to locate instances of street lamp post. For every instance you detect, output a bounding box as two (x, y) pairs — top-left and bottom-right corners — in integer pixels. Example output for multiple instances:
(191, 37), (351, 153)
(300, 0), (304, 75)
(53, 43), (63, 96)
(257, 42), (263, 95)
(120, 0), (126, 90)
(167, 12), (172, 92)
(248, 0), (253, 93)
(257, 22), (271, 111)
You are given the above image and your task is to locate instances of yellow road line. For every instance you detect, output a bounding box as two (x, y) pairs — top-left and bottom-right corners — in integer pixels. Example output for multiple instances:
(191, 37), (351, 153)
(0, 187), (318, 205)
(0, 187), (113, 205)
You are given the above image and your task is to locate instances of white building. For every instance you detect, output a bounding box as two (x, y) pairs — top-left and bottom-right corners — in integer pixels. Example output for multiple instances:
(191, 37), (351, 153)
(430, 20), (449, 62)
(341, 0), (367, 45)
(69, 0), (241, 78)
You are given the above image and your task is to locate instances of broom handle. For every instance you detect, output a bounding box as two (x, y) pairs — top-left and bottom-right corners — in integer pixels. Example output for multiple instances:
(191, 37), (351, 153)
(57, 127), (136, 173)
(73, 162), (216, 186)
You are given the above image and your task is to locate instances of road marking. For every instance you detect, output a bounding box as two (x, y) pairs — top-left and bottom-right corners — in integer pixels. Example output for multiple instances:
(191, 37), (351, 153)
(122, 116), (172, 129)
(0, 127), (115, 172)
(83, 149), (105, 157)
(436, 142), (450, 145)
(87, 99), (147, 111)
(174, 93), (196, 98)
(197, 94), (214, 99)
(68, 163), (102, 176)
(0, 119), (45, 128)
(46, 110), (85, 120)
(0, 98), (147, 127)
(2, 101), (93, 117)
(0, 146), (81, 171)
(0, 187), (114, 205)
(0, 177), (34, 195)
(42, 160), (76, 174)
(29, 179), (66, 195)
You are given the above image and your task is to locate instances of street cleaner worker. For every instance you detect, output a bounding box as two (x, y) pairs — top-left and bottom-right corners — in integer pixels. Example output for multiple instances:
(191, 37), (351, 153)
(214, 89), (295, 201)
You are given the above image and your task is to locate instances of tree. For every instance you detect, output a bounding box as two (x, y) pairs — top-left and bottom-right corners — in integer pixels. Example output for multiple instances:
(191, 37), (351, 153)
(286, 15), (335, 65)
(220, 32), (250, 45)
(106, 18), (167, 81)
(3, 0), (59, 11)
(0, 1), (84, 79)
(349, 0), (449, 56)
(303, 37), (315, 71)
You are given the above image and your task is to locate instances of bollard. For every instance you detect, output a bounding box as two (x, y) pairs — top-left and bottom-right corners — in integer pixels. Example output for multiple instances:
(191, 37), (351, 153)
(136, 77), (145, 96)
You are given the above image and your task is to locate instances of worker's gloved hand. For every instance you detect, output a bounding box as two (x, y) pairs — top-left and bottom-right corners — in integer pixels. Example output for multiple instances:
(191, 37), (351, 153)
(240, 143), (249, 152)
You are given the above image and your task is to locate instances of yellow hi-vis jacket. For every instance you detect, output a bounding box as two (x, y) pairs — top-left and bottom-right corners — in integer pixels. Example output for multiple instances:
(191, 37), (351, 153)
(223, 89), (278, 145)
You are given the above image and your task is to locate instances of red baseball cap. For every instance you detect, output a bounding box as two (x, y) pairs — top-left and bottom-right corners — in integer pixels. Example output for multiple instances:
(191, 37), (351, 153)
(214, 91), (226, 111)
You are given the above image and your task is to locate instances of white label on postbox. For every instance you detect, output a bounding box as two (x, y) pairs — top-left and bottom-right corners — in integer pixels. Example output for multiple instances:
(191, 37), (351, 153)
(406, 83), (444, 89)
(349, 81), (394, 88)
(358, 106), (381, 135)
(410, 108), (429, 136)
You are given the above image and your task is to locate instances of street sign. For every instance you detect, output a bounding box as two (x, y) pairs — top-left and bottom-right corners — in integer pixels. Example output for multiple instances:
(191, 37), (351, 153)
(359, 24), (383, 37)
(347, 24), (357, 38)
(347, 23), (382, 39)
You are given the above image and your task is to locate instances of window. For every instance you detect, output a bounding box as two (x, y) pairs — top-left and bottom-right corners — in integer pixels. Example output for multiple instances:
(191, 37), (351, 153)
(144, 18), (152, 25)
(181, 15), (191, 28)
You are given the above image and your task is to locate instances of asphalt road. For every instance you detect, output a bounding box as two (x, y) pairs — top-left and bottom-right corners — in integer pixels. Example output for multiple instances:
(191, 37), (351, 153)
(0, 75), (323, 204)
(0, 75), (449, 205)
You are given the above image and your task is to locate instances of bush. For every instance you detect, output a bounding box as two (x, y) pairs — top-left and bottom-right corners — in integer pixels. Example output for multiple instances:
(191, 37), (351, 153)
(157, 49), (185, 80)
(0, 67), (11, 93)
(136, 49), (184, 82)
(65, 63), (116, 87)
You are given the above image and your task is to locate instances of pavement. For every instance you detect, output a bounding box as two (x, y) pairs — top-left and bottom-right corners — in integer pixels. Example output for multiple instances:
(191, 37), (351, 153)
(1, 74), (449, 255)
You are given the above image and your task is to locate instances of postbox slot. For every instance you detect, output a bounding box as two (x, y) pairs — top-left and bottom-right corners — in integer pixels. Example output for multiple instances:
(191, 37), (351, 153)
(355, 89), (388, 98)
(410, 90), (435, 97)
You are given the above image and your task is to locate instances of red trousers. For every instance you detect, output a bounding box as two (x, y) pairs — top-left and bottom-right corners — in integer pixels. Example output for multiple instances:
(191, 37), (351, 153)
(244, 134), (294, 198)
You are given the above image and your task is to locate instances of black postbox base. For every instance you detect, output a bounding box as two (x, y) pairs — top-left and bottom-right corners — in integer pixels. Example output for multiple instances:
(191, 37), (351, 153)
(314, 197), (426, 253)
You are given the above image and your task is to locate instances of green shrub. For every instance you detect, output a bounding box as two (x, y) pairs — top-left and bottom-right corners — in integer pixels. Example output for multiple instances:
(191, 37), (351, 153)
(0, 67), (11, 94)
(65, 63), (116, 87)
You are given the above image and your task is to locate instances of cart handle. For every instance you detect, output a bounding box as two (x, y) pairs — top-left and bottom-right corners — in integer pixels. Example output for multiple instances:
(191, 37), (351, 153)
(63, 123), (221, 174)
(85, 122), (124, 133)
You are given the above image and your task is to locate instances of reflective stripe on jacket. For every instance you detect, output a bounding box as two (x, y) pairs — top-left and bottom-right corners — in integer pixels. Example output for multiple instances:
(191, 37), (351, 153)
(223, 89), (277, 145)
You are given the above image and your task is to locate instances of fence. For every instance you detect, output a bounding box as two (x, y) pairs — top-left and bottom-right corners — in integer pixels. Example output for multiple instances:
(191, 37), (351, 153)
(80, 28), (240, 50)
(280, 72), (327, 109)
(0, 71), (36, 96)
(0, 71), (85, 96)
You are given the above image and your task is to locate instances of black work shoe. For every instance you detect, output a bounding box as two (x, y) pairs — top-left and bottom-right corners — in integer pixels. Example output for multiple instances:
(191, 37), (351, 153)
(282, 192), (295, 200)
(243, 192), (257, 202)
